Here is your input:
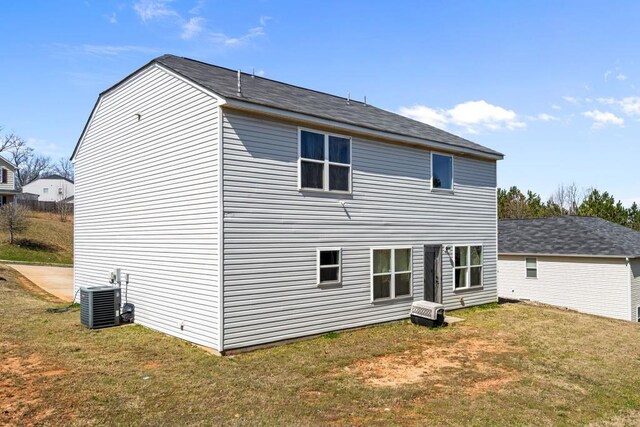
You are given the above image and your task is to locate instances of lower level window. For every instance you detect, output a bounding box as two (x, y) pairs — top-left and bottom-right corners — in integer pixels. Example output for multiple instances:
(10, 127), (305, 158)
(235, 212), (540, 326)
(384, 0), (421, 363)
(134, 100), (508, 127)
(454, 245), (483, 289)
(372, 248), (412, 300)
(526, 257), (538, 278)
(318, 249), (341, 284)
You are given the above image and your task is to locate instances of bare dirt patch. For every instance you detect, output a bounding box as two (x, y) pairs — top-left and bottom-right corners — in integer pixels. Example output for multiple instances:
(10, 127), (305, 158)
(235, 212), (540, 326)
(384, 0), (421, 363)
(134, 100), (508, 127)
(144, 361), (162, 369)
(349, 337), (522, 396)
(0, 353), (71, 426)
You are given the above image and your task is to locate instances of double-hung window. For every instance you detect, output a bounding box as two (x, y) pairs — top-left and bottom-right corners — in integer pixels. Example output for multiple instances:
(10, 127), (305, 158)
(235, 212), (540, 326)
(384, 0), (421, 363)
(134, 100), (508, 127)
(454, 245), (483, 289)
(371, 248), (412, 300)
(318, 249), (341, 285)
(431, 153), (453, 190)
(525, 257), (537, 278)
(299, 129), (351, 192)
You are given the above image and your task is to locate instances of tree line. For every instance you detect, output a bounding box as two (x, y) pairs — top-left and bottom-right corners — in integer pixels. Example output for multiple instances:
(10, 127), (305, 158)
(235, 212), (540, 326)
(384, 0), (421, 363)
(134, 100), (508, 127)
(1, 128), (74, 189)
(499, 183), (640, 231)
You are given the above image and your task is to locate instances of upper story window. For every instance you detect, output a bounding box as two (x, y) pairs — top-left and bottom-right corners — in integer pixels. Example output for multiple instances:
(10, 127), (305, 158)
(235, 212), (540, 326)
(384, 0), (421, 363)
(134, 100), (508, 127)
(454, 245), (483, 289)
(1, 169), (6, 184)
(431, 153), (453, 190)
(58, 188), (63, 195)
(299, 129), (351, 193)
(43, 187), (49, 194)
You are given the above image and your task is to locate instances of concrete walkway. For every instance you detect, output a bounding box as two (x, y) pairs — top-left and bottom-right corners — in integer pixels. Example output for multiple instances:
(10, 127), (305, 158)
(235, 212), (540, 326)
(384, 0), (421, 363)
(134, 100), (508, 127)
(7, 264), (74, 302)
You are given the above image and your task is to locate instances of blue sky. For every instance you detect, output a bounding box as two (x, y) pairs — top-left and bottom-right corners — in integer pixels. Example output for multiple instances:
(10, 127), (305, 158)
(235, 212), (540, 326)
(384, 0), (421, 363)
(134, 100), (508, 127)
(2, 1), (639, 205)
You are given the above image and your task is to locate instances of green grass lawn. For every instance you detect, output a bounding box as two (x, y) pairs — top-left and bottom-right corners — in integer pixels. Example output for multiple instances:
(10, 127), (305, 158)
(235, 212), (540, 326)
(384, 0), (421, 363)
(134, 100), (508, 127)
(3, 268), (640, 426)
(0, 211), (73, 264)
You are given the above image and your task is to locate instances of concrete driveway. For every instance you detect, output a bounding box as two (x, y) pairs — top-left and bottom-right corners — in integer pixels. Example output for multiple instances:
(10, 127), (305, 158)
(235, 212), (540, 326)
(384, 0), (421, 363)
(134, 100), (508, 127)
(7, 264), (74, 302)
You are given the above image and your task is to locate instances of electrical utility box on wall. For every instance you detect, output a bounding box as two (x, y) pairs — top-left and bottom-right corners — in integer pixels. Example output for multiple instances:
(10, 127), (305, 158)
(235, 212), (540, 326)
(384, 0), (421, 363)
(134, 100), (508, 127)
(80, 286), (121, 329)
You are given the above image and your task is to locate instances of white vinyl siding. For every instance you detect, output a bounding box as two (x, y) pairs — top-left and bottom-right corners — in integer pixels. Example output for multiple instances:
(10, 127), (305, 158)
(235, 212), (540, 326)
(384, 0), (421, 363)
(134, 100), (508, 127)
(498, 255), (630, 321)
(22, 178), (74, 202)
(73, 65), (221, 350)
(222, 110), (497, 350)
(0, 160), (15, 191)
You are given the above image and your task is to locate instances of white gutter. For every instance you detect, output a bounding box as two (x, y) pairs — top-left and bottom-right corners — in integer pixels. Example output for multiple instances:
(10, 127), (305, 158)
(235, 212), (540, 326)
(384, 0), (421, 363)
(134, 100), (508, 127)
(499, 252), (633, 259)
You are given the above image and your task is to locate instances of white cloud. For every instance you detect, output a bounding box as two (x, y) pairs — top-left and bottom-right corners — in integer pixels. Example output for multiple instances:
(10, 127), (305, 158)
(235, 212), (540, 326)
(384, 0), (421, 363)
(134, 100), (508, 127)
(398, 105), (449, 129)
(604, 70), (612, 82)
(551, 104), (561, 110)
(181, 16), (205, 39)
(106, 12), (117, 24)
(80, 44), (157, 55)
(399, 100), (525, 134)
(133, 1), (268, 48)
(535, 113), (558, 122)
(619, 97), (640, 116)
(563, 96), (579, 104)
(582, 110), (624, 128)
(133, 0), (178, 21)
(216, 23), (267, 47)
(255, 69), (265, 77)
(596, 96), (640, 116)
(617, 73), (628, 81)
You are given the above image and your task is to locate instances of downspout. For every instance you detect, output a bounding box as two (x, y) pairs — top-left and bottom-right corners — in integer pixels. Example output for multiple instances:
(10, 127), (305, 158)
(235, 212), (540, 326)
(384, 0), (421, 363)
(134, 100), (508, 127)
(217, 105), (225, 352)
(627, 257), (633, 321)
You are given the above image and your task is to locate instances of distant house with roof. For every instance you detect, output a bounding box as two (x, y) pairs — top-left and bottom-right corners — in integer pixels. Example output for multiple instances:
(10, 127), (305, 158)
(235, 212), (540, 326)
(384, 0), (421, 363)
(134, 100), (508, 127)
(498, 216), (640, 321)
(0, 156), (20, 205)
(21, 174), (74, 203)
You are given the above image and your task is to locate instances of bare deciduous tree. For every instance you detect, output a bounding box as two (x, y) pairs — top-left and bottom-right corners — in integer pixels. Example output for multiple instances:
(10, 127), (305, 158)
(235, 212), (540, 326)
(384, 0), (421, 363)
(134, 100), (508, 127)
(52, 157), (74, 181)
(0, 204), (28, 244)
(549, 182), (583, 215)
(15, 153), (52, 189)
(55, 184), (72, 222)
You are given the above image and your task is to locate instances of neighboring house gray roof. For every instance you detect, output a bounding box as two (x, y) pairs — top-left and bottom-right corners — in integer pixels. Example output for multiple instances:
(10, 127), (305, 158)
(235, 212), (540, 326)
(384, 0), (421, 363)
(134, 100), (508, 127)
(499, 216), (640, 258)
(37, 174), (74, 184)
(72, 54), (503, 160)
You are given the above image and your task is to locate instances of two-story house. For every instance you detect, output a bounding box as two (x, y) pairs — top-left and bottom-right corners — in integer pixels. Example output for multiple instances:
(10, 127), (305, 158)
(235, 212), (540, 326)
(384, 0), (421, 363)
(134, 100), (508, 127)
(0, 157), (19, 205)
(21, 174), (75, 203)
(72, 55), (503, 353)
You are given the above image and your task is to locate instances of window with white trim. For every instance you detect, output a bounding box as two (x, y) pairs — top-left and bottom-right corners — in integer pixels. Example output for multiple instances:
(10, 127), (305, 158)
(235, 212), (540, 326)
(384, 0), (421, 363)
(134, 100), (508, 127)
(432, 153), (453, 190)
(454, 245), (483, 289)
(318, 249), (341, 284)
(299, 129), (351, 192)
(525, 257), (537, 278)
(372, 248), (412, 300)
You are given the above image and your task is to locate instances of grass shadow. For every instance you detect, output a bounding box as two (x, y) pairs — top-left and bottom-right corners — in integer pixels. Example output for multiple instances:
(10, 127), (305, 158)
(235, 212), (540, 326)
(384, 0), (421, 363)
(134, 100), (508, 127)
(14, 238), (59, 252)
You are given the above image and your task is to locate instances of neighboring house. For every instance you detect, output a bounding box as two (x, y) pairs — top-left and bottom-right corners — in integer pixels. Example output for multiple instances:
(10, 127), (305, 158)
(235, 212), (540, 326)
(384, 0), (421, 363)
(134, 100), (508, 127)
(0, 156), (19, 205)
(21, 174), (74, 203)
(72, 54), (503, 353)
(498, 216), (640, 322)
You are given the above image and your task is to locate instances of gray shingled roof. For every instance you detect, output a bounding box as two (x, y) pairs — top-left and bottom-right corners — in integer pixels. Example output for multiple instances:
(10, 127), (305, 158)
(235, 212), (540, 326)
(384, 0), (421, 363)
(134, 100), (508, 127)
(499, 216), (640, 258)
(153, 55), (502, 158)
(40, 174), (74, 184)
